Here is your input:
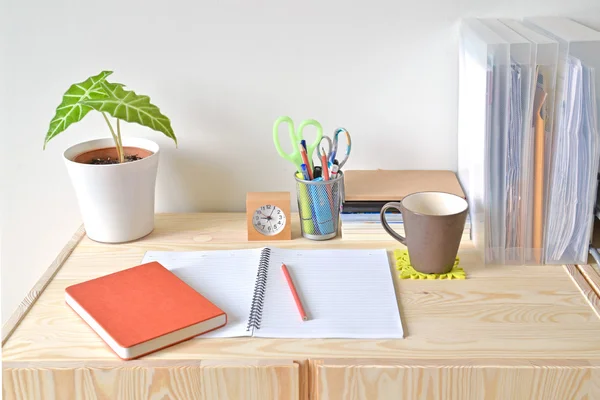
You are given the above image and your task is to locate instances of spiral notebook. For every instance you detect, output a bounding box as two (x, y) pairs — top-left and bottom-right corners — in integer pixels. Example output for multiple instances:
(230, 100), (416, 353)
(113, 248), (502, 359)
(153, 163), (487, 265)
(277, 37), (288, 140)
(141, 248), (404, 339)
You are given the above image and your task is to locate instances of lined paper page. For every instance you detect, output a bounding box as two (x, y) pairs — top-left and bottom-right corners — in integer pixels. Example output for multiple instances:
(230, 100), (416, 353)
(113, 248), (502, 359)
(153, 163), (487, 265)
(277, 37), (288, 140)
(142, 249), (262, 338)
(256, 249), (403, 339)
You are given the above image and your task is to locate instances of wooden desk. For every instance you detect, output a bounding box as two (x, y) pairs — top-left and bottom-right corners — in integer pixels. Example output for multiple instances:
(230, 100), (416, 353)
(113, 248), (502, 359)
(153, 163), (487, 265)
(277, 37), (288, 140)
(3, 213), (600, 400)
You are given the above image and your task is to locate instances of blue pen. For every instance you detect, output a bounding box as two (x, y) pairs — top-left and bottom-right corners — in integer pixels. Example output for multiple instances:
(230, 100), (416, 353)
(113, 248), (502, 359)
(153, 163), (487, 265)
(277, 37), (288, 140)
(300, 163), (311, 181)
(300, 139), (307, 151)
(300, 139), (313, 170)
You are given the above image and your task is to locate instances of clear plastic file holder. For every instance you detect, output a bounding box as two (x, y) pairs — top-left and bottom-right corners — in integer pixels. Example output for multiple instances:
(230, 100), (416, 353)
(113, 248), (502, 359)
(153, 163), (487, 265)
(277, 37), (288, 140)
(499, 19), (559, 264)
(479, 19), (535, 265)
(524, 17), (600, 264)
(458, 19), (510, 265)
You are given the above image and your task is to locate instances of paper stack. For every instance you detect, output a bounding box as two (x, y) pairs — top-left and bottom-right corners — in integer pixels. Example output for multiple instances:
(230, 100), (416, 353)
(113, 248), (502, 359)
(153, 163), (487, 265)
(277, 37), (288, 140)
(340, 212), (472, 241)
(340, 170), (471, 241)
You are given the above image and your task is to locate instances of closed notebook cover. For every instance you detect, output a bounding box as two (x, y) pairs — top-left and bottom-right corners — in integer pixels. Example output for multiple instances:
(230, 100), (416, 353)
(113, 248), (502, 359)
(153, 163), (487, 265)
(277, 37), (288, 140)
(65, 262), (226, 354)
(343, 170), (466, 201)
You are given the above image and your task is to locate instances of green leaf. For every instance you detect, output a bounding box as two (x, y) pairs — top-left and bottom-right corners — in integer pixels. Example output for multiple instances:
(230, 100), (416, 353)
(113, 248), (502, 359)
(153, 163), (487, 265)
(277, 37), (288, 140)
(44, 71), (113, 149)
(82, 82), (177, 146)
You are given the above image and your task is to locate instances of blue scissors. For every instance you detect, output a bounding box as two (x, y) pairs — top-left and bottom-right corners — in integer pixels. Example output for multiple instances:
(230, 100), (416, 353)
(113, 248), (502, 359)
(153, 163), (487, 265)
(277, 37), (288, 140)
(327, 128), (352, 170)
(273, 116), (323, 171)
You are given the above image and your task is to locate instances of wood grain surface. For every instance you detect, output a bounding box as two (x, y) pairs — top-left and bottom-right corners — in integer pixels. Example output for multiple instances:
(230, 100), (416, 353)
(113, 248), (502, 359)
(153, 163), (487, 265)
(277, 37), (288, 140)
(3, 214), (600, 362)
(315, 359), (598, 400)
(2, 225), (86, 345)
(3, 362), (298, 400)
(3, 213), (600, 400)
(577, 264), (600, 297)
(565, 264), (600, 320)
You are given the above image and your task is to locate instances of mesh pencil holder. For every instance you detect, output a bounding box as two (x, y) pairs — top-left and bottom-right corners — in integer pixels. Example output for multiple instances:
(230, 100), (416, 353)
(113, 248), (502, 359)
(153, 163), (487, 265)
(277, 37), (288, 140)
(294, 171), (344, 240)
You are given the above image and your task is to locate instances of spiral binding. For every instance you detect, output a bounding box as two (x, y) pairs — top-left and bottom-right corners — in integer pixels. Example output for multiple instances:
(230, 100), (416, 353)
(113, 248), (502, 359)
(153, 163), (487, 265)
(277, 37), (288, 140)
(246, 248), (271, 331)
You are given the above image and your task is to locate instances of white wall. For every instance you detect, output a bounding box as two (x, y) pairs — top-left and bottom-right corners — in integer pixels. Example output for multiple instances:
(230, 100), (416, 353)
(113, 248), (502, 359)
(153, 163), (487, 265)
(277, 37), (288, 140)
(2, 0), (600, 324)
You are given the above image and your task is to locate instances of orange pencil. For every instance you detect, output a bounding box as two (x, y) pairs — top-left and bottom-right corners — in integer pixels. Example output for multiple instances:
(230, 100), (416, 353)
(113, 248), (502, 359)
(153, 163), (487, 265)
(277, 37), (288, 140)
(281, 263), (308, 321)
(321, 150), (330, 181)
(299, 146), (313, 180)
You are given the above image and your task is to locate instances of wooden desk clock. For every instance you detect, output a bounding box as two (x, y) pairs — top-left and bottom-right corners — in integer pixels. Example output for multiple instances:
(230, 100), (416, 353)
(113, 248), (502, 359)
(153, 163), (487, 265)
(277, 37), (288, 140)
(246, 192), (292, 241)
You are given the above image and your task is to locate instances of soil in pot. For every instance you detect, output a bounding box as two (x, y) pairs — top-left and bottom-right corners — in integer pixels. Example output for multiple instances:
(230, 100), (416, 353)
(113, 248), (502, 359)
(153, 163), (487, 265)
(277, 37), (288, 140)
(73, 147), (154, 165)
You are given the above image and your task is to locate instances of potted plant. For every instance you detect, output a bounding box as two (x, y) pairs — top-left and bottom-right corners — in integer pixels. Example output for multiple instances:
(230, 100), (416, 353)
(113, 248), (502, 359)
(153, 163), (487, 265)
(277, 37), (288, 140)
(44, 70), (177, 243)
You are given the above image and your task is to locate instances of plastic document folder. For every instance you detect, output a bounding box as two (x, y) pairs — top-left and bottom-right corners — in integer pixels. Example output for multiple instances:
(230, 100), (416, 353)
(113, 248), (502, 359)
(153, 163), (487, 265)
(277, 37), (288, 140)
(524, 18), (600, 264)
(499, 19), (559, 263)
(459, 17), (600, 265)
(480, 19), (535, 264)
(459, 19), (543, 264)
(458, 19), (507, 264)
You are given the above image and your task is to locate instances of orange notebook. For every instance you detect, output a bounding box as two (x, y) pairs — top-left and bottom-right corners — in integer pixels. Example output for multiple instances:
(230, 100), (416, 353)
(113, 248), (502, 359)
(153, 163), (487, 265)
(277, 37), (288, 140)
(65, 262), (227, 360)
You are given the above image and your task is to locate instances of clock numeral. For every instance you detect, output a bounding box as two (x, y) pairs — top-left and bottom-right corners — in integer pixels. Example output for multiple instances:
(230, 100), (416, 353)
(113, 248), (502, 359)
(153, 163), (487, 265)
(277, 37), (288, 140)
(279, 215), (282, 220)
(267, 205), (271, 209)
(277, 210), (281, 214)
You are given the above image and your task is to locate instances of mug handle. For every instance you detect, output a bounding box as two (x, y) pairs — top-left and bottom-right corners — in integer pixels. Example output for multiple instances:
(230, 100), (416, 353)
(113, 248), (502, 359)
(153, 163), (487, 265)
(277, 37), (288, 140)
(380, 202), (406, 245)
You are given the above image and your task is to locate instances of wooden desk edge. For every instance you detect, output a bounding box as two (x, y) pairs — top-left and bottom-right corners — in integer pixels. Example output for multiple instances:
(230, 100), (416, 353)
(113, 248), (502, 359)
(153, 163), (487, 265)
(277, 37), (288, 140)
(565, 264), (600, 320)
(577, 264), (600, 297)
(1, 225), (86, 345)
(3, 358), (600, 369)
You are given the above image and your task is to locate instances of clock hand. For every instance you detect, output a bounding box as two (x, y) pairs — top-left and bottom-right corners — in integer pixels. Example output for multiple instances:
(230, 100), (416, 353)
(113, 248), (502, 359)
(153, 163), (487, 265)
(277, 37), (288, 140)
(269, 208), (275, 217)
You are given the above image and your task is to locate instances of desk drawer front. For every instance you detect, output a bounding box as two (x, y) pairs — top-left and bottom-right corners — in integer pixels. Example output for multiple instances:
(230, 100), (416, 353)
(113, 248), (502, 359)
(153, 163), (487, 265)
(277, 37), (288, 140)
(3, 362), (299, 400)
(315, 362), (598, 400)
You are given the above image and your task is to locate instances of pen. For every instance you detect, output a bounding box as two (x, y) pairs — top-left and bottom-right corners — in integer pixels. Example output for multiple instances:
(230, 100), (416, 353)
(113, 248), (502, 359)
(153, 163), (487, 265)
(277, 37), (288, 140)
(300, 139), (307, 152)
(300, 146), (313, 180)
(300, 163), (311, 181)
(300, 139), (313, 170)
(281, 263), (308, 321)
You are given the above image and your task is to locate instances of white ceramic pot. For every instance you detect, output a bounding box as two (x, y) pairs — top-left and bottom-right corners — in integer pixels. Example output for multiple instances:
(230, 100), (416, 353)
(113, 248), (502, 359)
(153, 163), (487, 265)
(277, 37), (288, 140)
(64, 137), (160, 243)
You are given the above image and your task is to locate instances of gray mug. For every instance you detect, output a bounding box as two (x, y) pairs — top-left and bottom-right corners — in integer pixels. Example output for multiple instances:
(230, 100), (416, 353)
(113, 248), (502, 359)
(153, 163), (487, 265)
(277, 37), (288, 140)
(380, 191), (468, 274)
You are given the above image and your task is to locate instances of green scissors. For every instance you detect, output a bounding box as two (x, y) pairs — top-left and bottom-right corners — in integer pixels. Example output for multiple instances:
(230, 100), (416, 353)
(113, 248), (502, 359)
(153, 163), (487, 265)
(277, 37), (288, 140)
(273, 116), (323, 171)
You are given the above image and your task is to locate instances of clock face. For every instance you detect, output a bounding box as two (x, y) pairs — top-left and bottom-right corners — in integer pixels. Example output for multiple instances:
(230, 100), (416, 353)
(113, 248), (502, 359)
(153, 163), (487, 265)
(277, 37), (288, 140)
(252, 205), (286, 236)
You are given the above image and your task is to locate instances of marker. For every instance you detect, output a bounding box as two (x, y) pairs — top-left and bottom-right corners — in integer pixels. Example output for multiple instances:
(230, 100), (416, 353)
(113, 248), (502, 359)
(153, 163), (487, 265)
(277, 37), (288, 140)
(330, 164), (339, 180)
(313, 166), (322, 179)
